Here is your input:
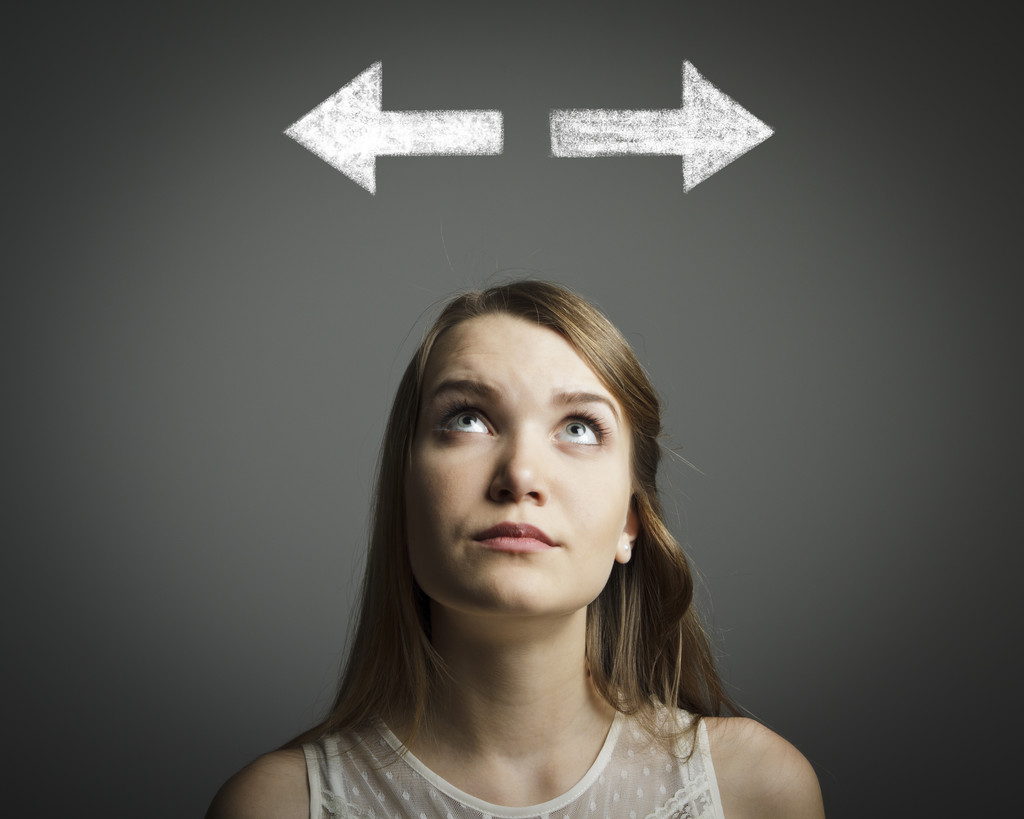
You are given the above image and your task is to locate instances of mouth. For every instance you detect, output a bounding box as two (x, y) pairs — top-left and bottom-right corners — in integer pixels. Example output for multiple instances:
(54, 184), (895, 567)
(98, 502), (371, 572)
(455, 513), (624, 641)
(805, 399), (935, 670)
(473, 522), (557, 553)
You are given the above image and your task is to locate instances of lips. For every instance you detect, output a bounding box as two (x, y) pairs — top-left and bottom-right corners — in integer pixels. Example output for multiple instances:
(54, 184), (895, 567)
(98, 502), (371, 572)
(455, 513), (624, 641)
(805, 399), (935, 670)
(473, 522), (556, 553)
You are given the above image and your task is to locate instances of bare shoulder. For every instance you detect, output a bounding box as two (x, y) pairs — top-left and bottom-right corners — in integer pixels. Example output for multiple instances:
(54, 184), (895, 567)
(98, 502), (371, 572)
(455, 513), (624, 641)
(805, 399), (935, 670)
(703, 716), (825, 819)
(205, 747), (309, 819)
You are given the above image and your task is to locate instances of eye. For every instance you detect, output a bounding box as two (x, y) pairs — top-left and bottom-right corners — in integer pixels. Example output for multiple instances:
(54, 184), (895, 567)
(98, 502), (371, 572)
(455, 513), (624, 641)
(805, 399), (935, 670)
(440, 409), (489, 434)
(557, 418), (601, 445)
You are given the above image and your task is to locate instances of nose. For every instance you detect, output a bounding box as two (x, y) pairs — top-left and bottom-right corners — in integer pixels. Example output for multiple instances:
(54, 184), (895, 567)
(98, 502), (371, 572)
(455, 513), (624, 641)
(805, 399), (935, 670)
(488, 432), (547, 505)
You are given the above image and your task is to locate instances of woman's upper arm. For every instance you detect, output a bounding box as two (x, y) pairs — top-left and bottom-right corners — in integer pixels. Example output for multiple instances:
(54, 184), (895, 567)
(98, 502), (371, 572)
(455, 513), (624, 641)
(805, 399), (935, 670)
(205, 748), (310, 819)
(705, 716), (826, 819)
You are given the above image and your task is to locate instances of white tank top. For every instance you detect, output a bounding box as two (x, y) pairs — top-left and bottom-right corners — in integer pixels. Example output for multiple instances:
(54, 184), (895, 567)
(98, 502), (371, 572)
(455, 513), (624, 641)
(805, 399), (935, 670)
(302, 709), (726, 819)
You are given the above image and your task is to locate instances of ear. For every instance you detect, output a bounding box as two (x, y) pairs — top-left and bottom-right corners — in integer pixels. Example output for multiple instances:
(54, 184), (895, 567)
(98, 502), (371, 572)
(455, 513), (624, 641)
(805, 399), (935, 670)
(615, 500), (640, 564)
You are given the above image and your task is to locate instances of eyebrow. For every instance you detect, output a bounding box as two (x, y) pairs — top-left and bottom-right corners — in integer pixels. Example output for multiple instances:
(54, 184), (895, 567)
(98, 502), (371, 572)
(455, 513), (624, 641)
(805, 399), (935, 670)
(429, 379), (498, 402)
(428, 379), (621, 423)
(553, 390), (621, 423)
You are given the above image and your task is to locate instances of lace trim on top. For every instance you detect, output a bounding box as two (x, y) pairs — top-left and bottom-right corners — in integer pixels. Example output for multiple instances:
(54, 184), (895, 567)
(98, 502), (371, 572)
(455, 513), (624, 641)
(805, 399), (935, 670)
(371, 713), (625, 817)
(302, 709), (725, 819)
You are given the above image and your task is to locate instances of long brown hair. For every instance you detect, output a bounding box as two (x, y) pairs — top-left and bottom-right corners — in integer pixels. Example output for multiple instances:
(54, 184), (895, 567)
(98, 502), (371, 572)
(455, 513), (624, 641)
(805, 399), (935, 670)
(288, 278), (735, 747)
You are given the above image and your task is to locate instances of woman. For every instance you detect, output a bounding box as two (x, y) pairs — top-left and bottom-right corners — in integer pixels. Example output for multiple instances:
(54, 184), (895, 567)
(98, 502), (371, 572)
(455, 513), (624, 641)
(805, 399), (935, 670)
(207, 279), (825, 818)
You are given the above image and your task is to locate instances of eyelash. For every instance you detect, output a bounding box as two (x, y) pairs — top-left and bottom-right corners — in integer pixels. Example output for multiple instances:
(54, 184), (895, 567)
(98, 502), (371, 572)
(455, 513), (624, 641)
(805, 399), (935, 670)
(564, 411), (611, 442)
(436, 399), (611, 442)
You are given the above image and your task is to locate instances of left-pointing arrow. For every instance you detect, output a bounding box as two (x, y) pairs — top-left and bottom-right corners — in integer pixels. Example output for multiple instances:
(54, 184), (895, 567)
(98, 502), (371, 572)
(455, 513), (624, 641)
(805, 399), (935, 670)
(284, 61), (504, 194)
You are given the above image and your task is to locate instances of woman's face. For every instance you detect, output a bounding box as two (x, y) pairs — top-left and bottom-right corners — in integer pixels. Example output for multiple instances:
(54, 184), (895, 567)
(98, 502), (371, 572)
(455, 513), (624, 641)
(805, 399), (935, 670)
(405, 314), (637, 622)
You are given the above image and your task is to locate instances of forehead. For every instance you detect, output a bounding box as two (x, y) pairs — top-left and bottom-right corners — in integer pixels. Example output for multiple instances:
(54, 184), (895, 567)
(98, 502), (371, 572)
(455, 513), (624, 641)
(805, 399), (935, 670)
(422, 314), (610, 395)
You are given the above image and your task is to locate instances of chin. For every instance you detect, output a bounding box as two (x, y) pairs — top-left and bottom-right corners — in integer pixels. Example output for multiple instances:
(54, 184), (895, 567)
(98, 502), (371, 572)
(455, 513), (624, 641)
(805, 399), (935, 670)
(427, 584), (597, 623)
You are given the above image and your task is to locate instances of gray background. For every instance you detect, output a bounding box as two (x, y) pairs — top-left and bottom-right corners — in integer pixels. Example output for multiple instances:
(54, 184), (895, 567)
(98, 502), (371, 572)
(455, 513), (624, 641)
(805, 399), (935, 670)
(6, 2), (1020, 816)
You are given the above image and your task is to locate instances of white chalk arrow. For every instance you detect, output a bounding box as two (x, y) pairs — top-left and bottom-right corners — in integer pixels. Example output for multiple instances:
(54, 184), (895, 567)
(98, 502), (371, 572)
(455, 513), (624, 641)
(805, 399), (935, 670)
(550, 61), (773, 191)
(284, 62), (503, 194)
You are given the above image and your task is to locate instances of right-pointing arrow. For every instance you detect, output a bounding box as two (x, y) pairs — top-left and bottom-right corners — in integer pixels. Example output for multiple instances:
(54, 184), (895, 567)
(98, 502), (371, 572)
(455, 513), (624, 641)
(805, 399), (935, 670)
(550, 61), (773, 191)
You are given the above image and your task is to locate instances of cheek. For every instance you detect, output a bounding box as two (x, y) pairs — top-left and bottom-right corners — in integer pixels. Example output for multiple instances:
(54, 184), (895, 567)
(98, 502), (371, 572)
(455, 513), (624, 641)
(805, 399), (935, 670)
(408, 441), (488, 509)
(586, 460), (633, 518)
(404, 458), (476, 606)
(408, 448), (447, 499)
(595, 473), (634, 553)
(404, 452), (467, 550)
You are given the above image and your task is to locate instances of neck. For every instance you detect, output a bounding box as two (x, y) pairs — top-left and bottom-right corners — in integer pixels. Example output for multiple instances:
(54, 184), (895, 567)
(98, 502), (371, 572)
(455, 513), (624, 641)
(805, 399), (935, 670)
(396, 604), (617, 805)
